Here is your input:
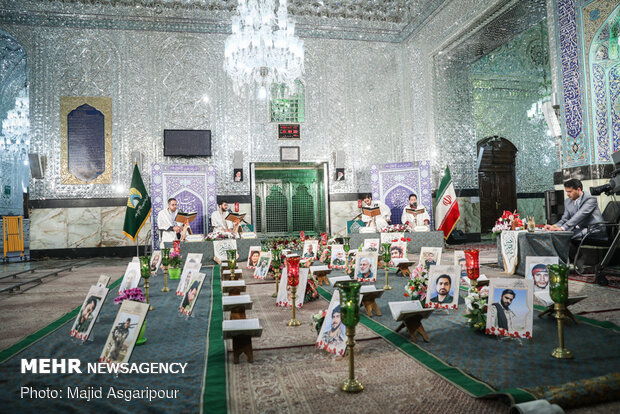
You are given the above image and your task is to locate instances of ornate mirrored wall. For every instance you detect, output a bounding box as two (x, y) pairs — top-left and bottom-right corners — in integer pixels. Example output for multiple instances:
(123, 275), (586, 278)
(0, 30), (29, 217)
(432, 0), (554, 193)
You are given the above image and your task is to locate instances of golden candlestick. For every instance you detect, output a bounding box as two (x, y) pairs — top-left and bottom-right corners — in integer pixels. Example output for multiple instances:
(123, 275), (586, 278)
(341, 326), (364, 393)
(272, 269), (280, 298)
(383, 267), (392, 290)
(286, 286), (301, 326)
(551, 303), (573, 359)
(161, 265), (170, 292)
(144, 278), (154, 311)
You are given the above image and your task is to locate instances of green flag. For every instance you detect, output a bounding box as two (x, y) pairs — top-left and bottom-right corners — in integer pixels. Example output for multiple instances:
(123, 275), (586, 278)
(123, 164), (152, 242)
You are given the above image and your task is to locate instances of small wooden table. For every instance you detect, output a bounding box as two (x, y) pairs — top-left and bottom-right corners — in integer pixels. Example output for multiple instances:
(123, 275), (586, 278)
(223, 295), (253, 320)
(223, 319), (263, 363)
(389, 301), (434, 343)
(222, 280), (246, 296)
(392, 259), (415, 278)
(222, 268), (243, 281)
(310, 265), (332, 285)
(360, 285), (384, 317)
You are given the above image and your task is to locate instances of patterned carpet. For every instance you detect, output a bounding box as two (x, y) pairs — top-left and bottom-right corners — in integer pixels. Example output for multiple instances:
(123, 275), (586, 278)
(237, 283), (379, 351)
(569, 273), (620, 289)
(227, 337), (506, 414)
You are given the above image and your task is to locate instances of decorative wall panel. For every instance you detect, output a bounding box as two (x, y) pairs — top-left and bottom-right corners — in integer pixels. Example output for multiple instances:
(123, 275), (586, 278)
(557, 0), (588, 166)
(60, 96), (112, 184)
(370, 161), (433, 228)
(151, 164), (216, 249)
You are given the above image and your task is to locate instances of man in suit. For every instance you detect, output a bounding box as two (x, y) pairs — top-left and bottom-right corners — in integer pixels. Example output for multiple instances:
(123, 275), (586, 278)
(544, 179), (606, 264)
(545, 178), (607, 252)
(545, 179), (605, 239)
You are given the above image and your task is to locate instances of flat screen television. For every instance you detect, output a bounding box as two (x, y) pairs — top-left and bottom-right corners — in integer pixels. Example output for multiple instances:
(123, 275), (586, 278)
(164, 129), (212, 157)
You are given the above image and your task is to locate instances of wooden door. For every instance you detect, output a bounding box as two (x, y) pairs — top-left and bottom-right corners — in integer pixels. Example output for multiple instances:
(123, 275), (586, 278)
(478, 137), (517, 232)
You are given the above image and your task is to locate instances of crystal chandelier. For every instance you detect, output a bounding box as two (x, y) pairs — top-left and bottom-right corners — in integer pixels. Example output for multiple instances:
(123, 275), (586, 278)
(224, 0), (304, 97)
(1, 90), (30, 159)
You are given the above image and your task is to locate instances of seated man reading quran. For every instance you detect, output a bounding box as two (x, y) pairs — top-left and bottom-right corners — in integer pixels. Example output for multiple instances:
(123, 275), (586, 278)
(156, 198), (185, 248)
(544, 179), (605, 262)
(210, 200), (240, 237)
(401, 193), (431, 231)
(361, 193), (391, 232)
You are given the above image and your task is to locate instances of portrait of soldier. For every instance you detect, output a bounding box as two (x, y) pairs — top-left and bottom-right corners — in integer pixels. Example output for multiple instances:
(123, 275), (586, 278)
(106, 318), (134, 362)
(490, 289), (516, 331)
(531, 264), (550, 290)
(75, 295), (100, 333)
(430, 274), (453, 304)
(321, 305), (346, 347)
(356, 257), (374, 281)
(332, 250), (346, 266)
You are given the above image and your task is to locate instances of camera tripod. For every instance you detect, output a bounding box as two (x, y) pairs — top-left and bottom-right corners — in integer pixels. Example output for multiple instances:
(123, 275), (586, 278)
(594, 228), (620, 286)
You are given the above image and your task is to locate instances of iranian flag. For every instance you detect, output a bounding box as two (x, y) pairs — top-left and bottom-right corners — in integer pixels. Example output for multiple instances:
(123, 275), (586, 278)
(435, 166), (460, 239)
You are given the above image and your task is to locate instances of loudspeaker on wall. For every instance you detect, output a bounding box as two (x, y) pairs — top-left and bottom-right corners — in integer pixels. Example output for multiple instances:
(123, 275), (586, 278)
(131, 151), (143, 171)
(28, 153), (45, 179)
(335, 150), (345, 168)
(542, 101), (561, 137)
(233, 151), (243, 169)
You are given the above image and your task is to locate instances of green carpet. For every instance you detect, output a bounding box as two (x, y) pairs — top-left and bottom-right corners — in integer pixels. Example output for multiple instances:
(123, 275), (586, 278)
(202, 264), (227, 413)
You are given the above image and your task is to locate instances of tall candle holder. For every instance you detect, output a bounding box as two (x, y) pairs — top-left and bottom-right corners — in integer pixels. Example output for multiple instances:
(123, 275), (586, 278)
(343, 237), (351, 266)
(464, 249), (480, 289)
(334, 280), (364, 393)
(272, 248), (283, 298)
(161, 248), (170, 292)
(227, 249), (238, 280)
(286, 255), (301, 327)
(140, 256), (154, 311)
(548, 264), (573, 359)
(380, 242), (392, 290)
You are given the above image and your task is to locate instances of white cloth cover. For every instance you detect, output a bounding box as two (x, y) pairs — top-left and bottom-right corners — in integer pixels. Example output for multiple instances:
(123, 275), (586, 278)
(500, 230), (522, 274)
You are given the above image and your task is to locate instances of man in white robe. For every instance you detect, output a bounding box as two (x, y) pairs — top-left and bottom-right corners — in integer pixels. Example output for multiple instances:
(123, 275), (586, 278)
(210, 201), (239, 237)
(361, 194), (391, 232)
(157, 198), (183, 248)
(401, 193), (431, 231)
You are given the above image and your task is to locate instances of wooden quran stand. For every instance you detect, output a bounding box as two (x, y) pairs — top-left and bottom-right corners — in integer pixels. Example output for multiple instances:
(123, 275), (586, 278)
(396, 317), (430, 343)
(313, 269), (332, 285)
(361, 291), (383, 317)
